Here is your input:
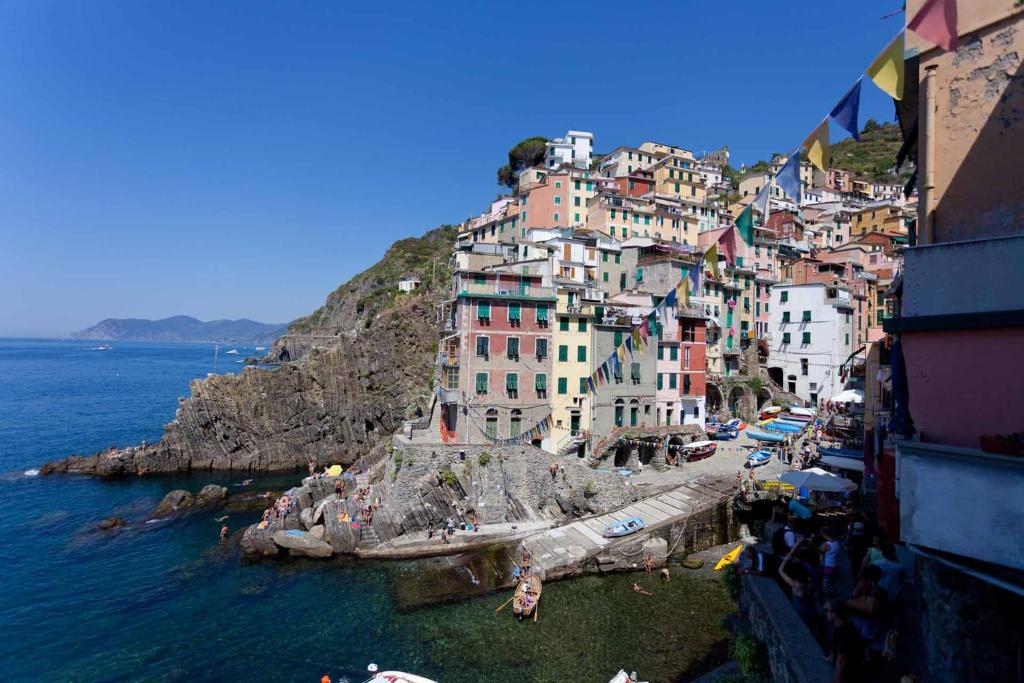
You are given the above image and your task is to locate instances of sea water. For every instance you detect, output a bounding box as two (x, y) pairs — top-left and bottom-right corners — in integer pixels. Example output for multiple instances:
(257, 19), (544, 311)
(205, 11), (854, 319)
(0, 339), (732, 682)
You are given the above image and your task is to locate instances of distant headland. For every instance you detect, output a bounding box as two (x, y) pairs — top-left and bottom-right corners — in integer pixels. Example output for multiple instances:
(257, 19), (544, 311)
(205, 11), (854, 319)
(71, 315), (287, 344)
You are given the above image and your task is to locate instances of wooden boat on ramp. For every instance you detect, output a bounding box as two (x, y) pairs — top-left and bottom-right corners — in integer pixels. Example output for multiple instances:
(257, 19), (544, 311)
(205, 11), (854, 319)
(512, 574), (542, 621)
(683, 440), (718, 461)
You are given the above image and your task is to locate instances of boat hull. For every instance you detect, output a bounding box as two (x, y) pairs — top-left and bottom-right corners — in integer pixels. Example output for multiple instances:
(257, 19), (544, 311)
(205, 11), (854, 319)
(512, 575), (542, 619)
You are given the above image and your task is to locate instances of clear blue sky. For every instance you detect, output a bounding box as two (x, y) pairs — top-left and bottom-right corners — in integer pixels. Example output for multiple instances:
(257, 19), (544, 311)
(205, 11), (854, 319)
(0, 1), (903, 337)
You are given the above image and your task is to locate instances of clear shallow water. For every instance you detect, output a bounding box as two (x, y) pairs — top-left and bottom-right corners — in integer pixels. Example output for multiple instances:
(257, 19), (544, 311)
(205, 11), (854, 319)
(0, 339), (732, 682)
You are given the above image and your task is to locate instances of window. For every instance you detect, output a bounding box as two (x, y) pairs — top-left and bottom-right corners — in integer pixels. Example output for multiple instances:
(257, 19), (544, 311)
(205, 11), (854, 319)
(475, 372), (488, 394)
(574, 213), (580, 223)
(630, 362), (641, 384)
(630, 400), (639, 426)
(554, 181), (562, 189)
(535, 373), (547, 396)
(577, 345), (587, 362)
(602, 251), (608, 262)
(614, 400), (624, 427)
(682, 374), (691, 395)
(474, 273), (486, 285)
(657, 346), (664, 360)
(478, 301), (491, 321)
(613, 331), (623, 347)
(683, 347), (690, 369)
(559, 317), (569, 331)
(743, 297), (750, 310)
(574, 180), (580, 190)
(557, 377), (568, 395)
(802, 310), (811, 322)
(845, 333), (850, 345)
(508, 303), (521, 323)
(613, 362), (623, 383)
(579, 378), (587, 394)
(657, 373), (664, 390)
(614, 253), (621, 264)
(636, 267), (644, 282)
(445, 366), (459, 390)
(510, 409), (522, 436)
(782, 332), (791, 344)
(578, 319), (587, 332)
(619, 273), (626, 289)
(536, 305), (548, 324)
(558, 345), (568, 362)
(801, 358), (808, 376)
(506, 373), (518, 397)
(553, 212), (559, 222)
(802, 332), (811, 344)
(476, 336), (489, 358)
(536, 338), (548, 359)
(669, 373), (677, 390)
(554, 196), (561, 205)
(603, 272), (609, 282)
(485, 409), (497, 438)
(669, 347), (678, 361)
(781, 291), (789, 303)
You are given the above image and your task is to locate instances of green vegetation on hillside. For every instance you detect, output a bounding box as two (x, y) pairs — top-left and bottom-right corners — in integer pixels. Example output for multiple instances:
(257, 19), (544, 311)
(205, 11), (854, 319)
(289, 224), (459, 334)
(497, 136), (548, 189)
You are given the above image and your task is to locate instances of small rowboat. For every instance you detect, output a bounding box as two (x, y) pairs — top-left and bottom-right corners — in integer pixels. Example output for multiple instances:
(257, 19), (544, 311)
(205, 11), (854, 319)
(711, 428), (738, 441)
(760, 406), (783, 420)
(512, 574), (542, 620)
(603, 516), (646, 538)
(747, 450), (772, 467)
(746, 429), (786, 443)
(781, 413), (814, 422)
(714, 544), (744, 571)
(683, 440), (718, 461)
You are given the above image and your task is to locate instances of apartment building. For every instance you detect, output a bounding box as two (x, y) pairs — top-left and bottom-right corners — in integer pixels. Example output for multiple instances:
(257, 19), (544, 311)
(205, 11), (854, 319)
(549, 283), (601, 456)
(851, 202), (910, 237)
(545, 130), (594, 170)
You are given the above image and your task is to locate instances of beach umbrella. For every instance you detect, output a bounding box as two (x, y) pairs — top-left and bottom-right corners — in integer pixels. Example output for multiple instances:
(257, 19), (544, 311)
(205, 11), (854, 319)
(830, 389), (864, 404)
(779, 467), (857, 493)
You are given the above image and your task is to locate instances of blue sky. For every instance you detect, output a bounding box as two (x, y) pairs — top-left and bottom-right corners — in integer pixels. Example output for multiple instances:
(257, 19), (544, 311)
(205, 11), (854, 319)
(0, 1), (903, 337)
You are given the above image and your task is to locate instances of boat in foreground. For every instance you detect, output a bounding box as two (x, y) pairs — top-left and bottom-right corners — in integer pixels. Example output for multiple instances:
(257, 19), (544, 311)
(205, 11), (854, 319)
(512, 574), (542, 620)
(603, 516), (646, 537)
(747, 449), (772, 467)
(682, 440), (717, 461)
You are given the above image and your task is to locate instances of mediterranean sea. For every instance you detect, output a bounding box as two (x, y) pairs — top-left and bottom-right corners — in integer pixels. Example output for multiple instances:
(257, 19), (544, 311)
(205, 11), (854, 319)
(0, 339), (732, 683)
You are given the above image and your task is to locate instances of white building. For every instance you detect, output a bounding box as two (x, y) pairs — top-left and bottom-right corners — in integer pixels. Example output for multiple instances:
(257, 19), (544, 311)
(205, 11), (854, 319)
(398, 278), (421, 293)
(766, 283), (857, 407)
(545, 130), (594, 170)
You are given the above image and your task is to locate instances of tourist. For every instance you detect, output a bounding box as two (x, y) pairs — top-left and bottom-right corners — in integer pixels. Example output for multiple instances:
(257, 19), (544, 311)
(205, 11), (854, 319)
(427, 526), (434, 539)
(644, 555), (654, 574)
(788, 496), (813, 521)
(334, 479), (343, 495)
(846, 565), (889, 651)
(846, 521), (870, 578)
(632, 583), (652, 596)
(660, 567), (671, 582)
(308, 460), (316, 476)
(779, 542), (818, 632)
(512, 565), (521, 582)
(441, 529), (449, 545)
(824, 601), (865, 683)
(220, 524), (228, 542)
(820, 528), (841, 599)
(549, 462), (558, 479)
(737, 545), (765, 576)
(771, 515), (799, 558)
(871, 541), (906, 602)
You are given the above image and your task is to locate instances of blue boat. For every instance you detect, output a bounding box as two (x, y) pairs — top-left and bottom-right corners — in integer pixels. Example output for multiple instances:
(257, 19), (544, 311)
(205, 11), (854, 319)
(817, 445), (862, 459)
(747, 450), (773, 467)
(746, 429), (786, 443)
(712, 428), (738, 440)
(603, 516), (646, 538)
(764, 420), (802, 433)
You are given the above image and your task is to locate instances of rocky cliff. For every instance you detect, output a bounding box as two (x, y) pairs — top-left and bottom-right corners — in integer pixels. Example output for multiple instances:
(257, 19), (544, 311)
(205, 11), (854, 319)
(42, 225), (459, 476)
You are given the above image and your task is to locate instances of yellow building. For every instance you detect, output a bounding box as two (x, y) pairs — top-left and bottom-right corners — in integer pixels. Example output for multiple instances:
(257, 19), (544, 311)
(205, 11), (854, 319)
(549, 284), (601, 456)
(851, 203), (909, 237)
(649, 156), (707, 203)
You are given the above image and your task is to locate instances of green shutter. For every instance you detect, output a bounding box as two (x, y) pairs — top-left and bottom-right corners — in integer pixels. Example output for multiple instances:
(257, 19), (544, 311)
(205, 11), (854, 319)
(475, 372), (488, 393)
(537, 305), (548, 322)
(669, 374), (677, 389)
(657, 373), (663, 390)
(803, 332), (811, 344)
(579, 378), (587, 394)
(559, 317), (569, 331)
(670, 347), (678, 361)
(474, 273), (485, 285)
(615, 253), (621, 264)
(506, 373), (518, 391)
(557, 377), (568, 395)
(783, 332), (791, 344)
(802, 310), (811, 322)
(614, 331), (623, 347)
(509, 303), (521, 321)
(595, 306), (604, 319)
(781, 291), (789, 302)
(783, 311), (790, 323)
(631, 362), (641, 381)
(558, 345), (568, 362)
(536, 373), (547, 391)
(657, 346), (664, 360)
(578, 319), (587, 332)
(577, 345), (587, 362)
(478, 301), (490, 319)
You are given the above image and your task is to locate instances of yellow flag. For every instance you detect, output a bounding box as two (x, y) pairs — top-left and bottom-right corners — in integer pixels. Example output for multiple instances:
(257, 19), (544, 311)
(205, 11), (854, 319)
(616, 344), (626, 363)
(867, 32), (905, 100)
(803, 119), (830, 173)
(705, 242), (719, 280)
(676, 280), (690, 308)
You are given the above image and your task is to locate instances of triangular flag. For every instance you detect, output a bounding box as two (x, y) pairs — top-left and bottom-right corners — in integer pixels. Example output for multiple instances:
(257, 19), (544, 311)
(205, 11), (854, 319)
(616, 345), (626, 363)
(908, 0), (958, 52)
(639, 319), (650, 342)
(867, 32), (905, 100)
(803, 118), (830, 173)
(631, 329), (642, 349)
(676, 280), (690, 308)
(688, 263), (701, 291)
(753, 182), (771, 223)
(775, 150), (802, 201)
(734, 204), (754, 245)
(624, 336), (633, 356)
(587, 377), (596, 395)
(705, 242), (719, 279)
(718, 225), (737, 265)
(830, 78), (862, 141)
(664, 288), (677, 308)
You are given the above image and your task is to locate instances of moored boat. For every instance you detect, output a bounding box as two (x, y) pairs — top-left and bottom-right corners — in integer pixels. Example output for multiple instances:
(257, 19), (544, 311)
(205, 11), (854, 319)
(759, 406), (783, 420)
(603, 516), (646, 537)
(747, 450), (772, 467)
(512, 574), (542, 620)
(683, 440), (717, 460)
(711, 428), (737, 441)
(746, 429), (786, 443)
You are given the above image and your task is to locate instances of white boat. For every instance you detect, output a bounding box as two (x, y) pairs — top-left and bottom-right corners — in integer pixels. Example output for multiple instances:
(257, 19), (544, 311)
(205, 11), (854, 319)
(224, 349), (239, 355)
(255, 346), (266, 351)
(364, 670), (437, 683)
(95, 344), (113, 351)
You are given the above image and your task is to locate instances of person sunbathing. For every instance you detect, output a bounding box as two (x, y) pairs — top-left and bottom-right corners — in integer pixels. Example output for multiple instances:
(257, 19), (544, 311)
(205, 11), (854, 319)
(632, 583), (652, 596)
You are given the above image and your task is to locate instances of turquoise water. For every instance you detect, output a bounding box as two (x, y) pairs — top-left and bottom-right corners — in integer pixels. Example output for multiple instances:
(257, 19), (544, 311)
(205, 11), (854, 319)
(0, 339), (732, 682)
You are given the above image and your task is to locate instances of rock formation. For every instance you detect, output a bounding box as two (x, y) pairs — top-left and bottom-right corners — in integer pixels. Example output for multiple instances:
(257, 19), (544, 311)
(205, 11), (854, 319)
(41, 225), (458, 476)
(150, 484), (227, 517)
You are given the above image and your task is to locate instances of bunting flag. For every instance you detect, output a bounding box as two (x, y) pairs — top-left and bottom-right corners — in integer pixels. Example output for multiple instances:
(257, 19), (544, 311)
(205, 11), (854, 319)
(908, 0), (958, 52)
(688, 263), (701, 291)
(624, 336), (633, 356)
(676, 279), (690, 308)
(610, 352), (622, 377)
(639, 319), (650, 342)
(718, 225), (737, 265)
(867, 32), (906, 100)
(830, 78), (862, 141)
(616, 344), (626, 363)
(602, 360), (611, 380)
(803, 118), (830, 172)
(664, 287), (677, 308)
(704, 242), (719, 279)
(753, 182), (771, 224)
(775, 150), (802, 202)
(597, 365), (605, 384)
(631, 328), (642, 349)
(587, 377), (596, 395)
(734, 204), (754, 246)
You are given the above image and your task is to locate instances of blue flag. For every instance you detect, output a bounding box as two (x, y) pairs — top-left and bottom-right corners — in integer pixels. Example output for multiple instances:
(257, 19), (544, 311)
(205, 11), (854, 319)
(775, 151), (802, 202)
(664, 288), (678, 308)
(688, 264), (700, 291)
(830, 78), (862, 141)
(624, 336), (633, 355)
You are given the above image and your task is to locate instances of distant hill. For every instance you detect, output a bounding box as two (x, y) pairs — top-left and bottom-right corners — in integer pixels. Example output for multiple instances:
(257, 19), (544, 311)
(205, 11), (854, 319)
(72, 316), (288, 344)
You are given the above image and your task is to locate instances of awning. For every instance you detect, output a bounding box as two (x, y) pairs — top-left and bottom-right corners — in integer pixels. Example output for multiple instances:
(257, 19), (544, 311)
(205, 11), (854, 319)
(820, 455), (865, 473)
(779, 467), (857, 493)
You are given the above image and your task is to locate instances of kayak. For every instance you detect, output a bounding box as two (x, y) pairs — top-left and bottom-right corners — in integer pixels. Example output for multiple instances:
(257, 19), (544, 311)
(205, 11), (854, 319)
(714, 544), (744, 571)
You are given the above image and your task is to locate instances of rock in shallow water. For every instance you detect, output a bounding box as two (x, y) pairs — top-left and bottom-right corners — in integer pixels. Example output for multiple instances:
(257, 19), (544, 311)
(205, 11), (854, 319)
(97, 516), (127, 530)
(271, 529), (334, 558)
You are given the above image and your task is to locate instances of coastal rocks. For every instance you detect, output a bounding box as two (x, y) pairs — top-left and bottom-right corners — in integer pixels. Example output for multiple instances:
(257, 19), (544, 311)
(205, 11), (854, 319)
(151, 485), (228, 517)
(271, 529), (334, 558)
(240, 525), (279, 556)
(322, 500), (360, 553)
(98, 516), (127, 530)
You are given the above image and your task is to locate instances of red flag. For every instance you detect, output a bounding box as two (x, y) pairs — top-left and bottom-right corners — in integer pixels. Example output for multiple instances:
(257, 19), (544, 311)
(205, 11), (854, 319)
(908, 0), (958, 52)
(717, 226), (737, 265)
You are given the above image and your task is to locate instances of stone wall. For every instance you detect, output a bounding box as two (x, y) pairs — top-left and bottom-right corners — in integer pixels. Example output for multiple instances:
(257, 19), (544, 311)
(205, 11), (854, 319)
(741, 575), (833, 683)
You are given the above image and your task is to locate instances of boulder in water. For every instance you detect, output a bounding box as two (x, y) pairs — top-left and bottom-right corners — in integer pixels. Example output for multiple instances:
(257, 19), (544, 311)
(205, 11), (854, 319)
(241, 525), (280, 556)
(300, 507), (315, 530)
(195, 484), (227, 505)
(271, 529), (334, 558)
(98, 516), (127, 530)
(152, 490), (194, 516)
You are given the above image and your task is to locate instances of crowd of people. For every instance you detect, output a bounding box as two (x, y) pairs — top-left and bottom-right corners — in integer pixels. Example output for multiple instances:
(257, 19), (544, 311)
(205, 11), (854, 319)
(744, 498), (908, 682)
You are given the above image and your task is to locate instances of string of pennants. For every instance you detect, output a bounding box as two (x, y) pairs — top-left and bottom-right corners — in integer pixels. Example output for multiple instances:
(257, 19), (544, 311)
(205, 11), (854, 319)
(588, 3), (959, 399)
(469, 408), (554, 446)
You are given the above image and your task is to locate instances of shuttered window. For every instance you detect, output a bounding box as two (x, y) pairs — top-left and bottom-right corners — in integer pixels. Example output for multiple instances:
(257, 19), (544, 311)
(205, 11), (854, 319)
(475, 372), (488, 394)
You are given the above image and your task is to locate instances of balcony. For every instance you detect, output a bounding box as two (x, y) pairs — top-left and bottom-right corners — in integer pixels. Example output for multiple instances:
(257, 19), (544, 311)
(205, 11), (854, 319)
(897, 440), (1024, 571)
(437, 388), (462, 404)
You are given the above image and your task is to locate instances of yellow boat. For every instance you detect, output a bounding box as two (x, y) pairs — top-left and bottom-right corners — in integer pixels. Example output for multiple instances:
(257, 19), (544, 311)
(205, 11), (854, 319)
(714, 544), (744, 571)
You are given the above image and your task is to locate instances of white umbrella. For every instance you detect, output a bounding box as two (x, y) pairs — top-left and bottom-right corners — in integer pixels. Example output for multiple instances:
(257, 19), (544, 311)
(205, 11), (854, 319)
(830, 389), (864, 404)
(779, 467), (857, 493)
